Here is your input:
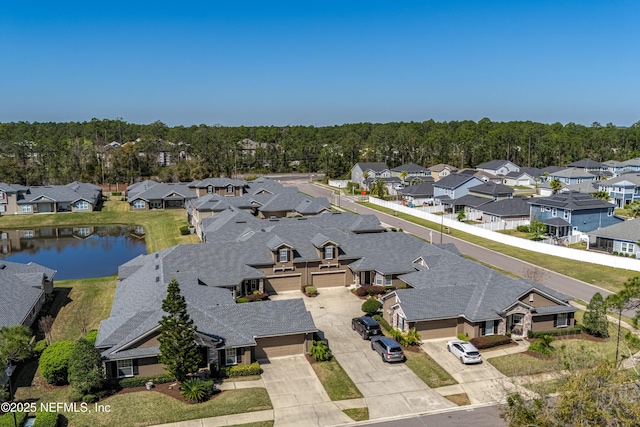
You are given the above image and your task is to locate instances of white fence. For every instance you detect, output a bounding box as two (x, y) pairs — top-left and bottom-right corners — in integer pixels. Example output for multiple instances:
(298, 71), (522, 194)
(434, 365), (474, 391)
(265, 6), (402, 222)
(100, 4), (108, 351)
(367, 196), (640, 272)
(476, 219), (530, 231)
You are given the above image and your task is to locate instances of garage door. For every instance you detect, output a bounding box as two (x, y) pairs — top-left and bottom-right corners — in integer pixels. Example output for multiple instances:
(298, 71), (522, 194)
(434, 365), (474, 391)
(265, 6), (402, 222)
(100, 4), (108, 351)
(415, 319), (457, 339)
(265, 274), (301, 293)
(255, 334), (306, 360)
(311, 271), (346, 288)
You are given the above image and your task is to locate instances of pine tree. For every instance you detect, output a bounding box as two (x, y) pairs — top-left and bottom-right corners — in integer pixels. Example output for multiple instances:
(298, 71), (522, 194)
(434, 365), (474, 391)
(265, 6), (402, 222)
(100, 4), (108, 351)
(583, 292), (609, 338)
(158, 278), (202, 381)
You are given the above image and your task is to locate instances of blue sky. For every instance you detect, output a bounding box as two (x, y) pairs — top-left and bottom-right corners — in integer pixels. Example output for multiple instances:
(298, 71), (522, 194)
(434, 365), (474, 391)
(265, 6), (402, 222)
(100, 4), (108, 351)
(1, 1), (639, 127)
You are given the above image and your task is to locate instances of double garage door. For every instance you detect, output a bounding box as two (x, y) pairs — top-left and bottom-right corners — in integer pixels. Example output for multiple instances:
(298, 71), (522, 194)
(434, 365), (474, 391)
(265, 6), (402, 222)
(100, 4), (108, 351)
(415, 319), (457, 339)
(254, 334), (306, 361)
(311, 271), (346, 288)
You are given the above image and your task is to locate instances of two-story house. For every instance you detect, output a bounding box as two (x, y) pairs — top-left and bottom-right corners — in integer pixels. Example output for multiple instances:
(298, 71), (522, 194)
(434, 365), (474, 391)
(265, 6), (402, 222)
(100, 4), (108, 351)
(598, 174), (640, 208)
(468, 182), (514, 201)
(350, 162), (390, 188)
(390, 163), (431, 184)
(428, 164), (458, 181)
(475, 160), (520, 176)
(548, 168), (598, 186)
(528, 191), (622, 236)
(433, 174), (484, 208)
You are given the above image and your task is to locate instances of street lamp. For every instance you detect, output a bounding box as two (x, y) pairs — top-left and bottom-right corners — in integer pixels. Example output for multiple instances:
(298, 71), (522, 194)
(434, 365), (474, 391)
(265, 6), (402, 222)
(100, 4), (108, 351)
(4, 364), (17, 427)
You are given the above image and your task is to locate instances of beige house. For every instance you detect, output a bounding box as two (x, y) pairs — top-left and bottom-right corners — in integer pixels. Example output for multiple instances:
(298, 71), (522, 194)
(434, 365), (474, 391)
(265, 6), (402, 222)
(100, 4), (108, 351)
(0, 182), (102, 215)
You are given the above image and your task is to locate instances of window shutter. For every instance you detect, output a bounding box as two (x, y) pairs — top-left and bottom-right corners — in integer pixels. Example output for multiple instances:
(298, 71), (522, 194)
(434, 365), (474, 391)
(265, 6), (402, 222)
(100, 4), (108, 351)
(110, 362), (117, 378)
(236, 348), (242, 364)
(553, 315), (558, 327)
(494, 320), (499, 333)
(481, 322), (486, 336)
(133, 359), (139, 375)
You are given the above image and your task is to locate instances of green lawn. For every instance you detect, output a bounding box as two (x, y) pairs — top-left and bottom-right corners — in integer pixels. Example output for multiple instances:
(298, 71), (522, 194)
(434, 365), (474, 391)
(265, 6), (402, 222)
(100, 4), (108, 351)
(360, 202), (639, 292)
(310, 358), (363, 400)
(0, 199), (199, 253)
(342, 408), (369, 421)
(444, 393), (471, 406)
(404, 350), (458, 388)
(487, 353), (560, 377)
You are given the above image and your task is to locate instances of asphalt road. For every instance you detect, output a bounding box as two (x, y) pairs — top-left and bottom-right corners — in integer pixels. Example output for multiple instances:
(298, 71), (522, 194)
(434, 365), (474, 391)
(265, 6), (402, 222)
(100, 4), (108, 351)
(358, 404), (505, 427)
(290, 180), (637, 318)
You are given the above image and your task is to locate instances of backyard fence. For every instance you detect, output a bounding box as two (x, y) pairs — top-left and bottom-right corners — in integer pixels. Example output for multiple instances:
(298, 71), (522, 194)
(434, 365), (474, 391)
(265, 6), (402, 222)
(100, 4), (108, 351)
(367, 196), (640, 272)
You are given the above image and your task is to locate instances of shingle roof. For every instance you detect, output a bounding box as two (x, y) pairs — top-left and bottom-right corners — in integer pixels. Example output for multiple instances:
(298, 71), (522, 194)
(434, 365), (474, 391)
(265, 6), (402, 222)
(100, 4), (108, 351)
(589, 218), (640, 241)
(398, 182), (434, 197)
(434, 173), (480, 189)
(353, 162), (389, 172)
(541, 217), (571, 227)
(18, 182), (101, 205)
(549, 168), (598, 179)
(390, 163), (430, 173)
(567, 158), (604, 169)
(188, 178), (248, 189)
(469, 182), (514, 195)
(528, 191), (614, 211)
(479, 198), (531, 216)
(428, 164), (457, 173)
(452, 194), (493, 208)
(0, 261), (56, 328)
(127, 180), (196, 202)
(475, 160), (518, 171)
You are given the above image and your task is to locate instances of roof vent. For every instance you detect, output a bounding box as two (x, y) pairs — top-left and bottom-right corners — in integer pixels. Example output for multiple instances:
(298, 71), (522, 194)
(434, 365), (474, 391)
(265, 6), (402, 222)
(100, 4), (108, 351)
(0, 264), (5, 270)
(155, 265), (159, 270)
(155, 253), (159, 258)
(155, 276), (160, 282)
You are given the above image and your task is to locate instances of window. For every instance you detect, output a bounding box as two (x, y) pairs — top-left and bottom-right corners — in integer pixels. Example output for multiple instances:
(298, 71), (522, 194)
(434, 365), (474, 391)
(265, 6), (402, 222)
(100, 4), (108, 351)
(556, 313), (568, 327)
(551, 208), (557, 217)
(24, 230), (34, 238)
(227, 185), (233, 193)
(116, 359), (134, 378)
(207, 186), (213, 194)
(76, 201), (89, 210)
(385, 275), (392, 286)
(324, 246), (334, 259)
(133, 199), (145, 209)
(225, 348), (239, 366)
(513, 314), (524, 325)
(77, 227), (90, 236)
(484, 320), (496, 335)
(621, 242), (635, 253)
(491, 215), (498, 222)
(563, 210), (570, 220)
(22, 205), (32, 213)
(608, 208), (613, 216)
(278, 248), (288, 263)
(0, 192), (4, 200)
(375, 273), (383, 286)
(397, 315), (405, 331)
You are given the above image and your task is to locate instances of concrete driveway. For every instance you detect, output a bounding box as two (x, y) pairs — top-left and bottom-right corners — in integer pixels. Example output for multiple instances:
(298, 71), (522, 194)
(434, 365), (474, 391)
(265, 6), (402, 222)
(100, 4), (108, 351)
(421, 339), (534, 404)
(261, 354), (352, 427)
(279, 288), (456, 419)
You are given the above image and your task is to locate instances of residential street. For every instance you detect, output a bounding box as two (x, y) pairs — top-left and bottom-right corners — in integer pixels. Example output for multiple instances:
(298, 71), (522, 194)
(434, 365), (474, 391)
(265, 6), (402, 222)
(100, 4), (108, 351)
(289, 180), (637, 317)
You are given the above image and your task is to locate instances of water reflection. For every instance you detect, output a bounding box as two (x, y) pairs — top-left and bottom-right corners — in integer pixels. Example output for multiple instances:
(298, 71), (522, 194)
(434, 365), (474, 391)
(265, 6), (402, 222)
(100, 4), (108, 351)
(0, 225), (147, 280)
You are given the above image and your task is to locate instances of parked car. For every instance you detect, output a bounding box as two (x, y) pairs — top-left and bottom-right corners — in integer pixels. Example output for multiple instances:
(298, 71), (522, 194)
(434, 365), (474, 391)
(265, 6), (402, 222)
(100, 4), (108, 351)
(352, 316), (382, 340)
(371, 336), (405, 363)
(446, 339), (482, 364)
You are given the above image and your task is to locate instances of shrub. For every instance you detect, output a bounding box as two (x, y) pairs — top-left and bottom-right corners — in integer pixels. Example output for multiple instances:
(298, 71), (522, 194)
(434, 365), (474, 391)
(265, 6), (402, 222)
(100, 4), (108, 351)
(470, 335), (512, 350)
(236, 297), (250, 303)
(457, 333), (470, 342)
(85, 330), (98, 345)
(355, 285), (386, 297)
(516, 225), (530, 233)
(179, 225), (190, 235)
(68, 338), (104, 395)
(397, 328), (421, 347)
(528, 326), (582, 339)
(374, 316), (392, 332)
(305, 286), (318, 296)
(0, 412), (27, 427)
(244, 293), (268, 302)
(217, 362), (262, 378)
(33, 339), (48, 356)
(111, 191), (122, 196)
(632, 254), (637, 259)
(33, 410), (59, 427)
(180, 378), (212, 403)
(69, 390), (84, 402)
(613, 251), (619, 255)
(625, 253), (630, 257)
(39, 340), (76, 385)
(361, 299), (382, 315)
(309, 340), (333, 362)
(529, 335), (554, 356)
(118, 374), (175, 389)
(82, 394), (98, 403)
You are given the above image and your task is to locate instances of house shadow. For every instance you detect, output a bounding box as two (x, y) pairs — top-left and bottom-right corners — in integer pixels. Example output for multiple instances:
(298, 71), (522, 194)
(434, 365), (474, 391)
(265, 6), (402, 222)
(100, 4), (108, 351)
(45, 287), (73, 318)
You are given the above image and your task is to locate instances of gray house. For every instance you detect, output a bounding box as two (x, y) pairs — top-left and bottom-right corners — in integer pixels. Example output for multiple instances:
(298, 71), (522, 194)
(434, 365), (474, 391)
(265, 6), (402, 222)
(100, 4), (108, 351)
(433, 174), (484, 207)
(475, 160), (520, 176)
(350, 162), (390, 187)
(126, 180), (197, 210)
(588, 218), (640, 256)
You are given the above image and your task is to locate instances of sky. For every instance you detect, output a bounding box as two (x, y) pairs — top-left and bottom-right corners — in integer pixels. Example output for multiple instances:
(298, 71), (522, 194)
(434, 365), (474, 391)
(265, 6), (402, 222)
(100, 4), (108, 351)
(1, 1), (639, 127)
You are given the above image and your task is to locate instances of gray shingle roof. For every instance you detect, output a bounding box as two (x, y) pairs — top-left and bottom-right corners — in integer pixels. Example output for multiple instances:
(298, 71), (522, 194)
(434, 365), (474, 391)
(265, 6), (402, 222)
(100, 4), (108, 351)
(469, 182), (514, 196)
(399, 182), (434, 197)
(475, 160), (518, 171)
(589, 218), (640, 241)
(390, 163), (430, 173)
(353, 162), (389, 172)
(434, 173), (482, 189)
(188, 178), (248, 189)
(549, 168), (597, 179)
(479, 198), (531, 217)
(18, 182), (101, 205)
(127, 180), (196, 202)
(452, 194), (493, 208)
(0, 261), (56, 328)
(567, 159), (604, 168)
(528, 191), (614, 211)
(541, 217), (571, 227)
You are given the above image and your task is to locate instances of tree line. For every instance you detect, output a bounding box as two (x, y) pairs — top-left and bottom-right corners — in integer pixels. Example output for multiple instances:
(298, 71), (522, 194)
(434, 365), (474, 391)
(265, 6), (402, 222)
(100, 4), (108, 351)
(1, 118), (640, 186)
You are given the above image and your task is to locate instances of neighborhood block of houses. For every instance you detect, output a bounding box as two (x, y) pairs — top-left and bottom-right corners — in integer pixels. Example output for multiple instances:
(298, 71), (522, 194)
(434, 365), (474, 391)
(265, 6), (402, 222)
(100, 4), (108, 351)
(0, 182), (103, 215)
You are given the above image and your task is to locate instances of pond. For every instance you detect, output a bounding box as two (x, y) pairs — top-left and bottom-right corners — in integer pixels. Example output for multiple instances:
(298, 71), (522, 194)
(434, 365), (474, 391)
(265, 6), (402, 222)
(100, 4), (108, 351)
(0, 225), (147, 280)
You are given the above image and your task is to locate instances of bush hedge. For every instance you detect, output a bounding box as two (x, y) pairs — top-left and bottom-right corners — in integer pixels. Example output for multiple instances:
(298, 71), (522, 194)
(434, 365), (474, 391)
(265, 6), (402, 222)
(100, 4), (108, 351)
(33, 339), (48, 356)
(33, 411), (59, 427)
(516, 225), (530, 233)
(217, 362), (261, 378)
(373, 315), (392, 332)
(179, 225), (190, 235)
(39, 340), (76, 385)
(527, 326), (583, 339)
(470, 334), (512, 350)
(85, 330), (98, 345)
(355, 285), (386, 297)
(457, 333), (470, 342)
(305, 286), (318, 296)
(361, 299), (382, 315)
(117, 373), (175, 389)
(0, 412), (27, 427)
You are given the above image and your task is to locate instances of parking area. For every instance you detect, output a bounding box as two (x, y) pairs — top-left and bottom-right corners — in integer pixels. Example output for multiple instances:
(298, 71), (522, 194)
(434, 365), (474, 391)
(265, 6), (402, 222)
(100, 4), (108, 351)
(274, 288), (456, 419)
(421, 338), (535, 404)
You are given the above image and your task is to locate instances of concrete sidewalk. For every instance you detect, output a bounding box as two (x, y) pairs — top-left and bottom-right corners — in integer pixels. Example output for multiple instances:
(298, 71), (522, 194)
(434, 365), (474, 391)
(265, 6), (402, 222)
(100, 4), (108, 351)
(152, 409), (274, 427)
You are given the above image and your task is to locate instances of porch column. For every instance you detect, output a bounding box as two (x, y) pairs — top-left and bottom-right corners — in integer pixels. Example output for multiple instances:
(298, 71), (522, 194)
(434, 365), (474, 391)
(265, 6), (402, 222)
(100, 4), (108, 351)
(258, 279), (264, 293)
(354, 272), (360, 286)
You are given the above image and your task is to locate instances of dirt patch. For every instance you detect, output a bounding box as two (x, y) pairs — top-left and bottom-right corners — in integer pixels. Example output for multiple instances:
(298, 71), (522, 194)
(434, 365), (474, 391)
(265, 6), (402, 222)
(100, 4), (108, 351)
(522, 350), (554, 361)
(551, 333), (607, 343)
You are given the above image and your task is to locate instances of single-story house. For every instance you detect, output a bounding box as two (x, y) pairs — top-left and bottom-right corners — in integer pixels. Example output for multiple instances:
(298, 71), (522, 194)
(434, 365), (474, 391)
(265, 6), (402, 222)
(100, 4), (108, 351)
(503, 171), (535, 187)
(126, 181), (197, 210)
(188, 178), (249, 197)
(0, 182), (102, 215)
(477, 198), (531, 224)
(468, 182), (514, 200)
(398, 182), (434, 206)
(588, 218), (640, 256)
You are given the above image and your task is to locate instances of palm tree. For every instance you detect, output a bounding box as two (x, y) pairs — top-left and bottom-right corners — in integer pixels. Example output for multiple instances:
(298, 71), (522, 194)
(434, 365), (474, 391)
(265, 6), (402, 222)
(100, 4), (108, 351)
(591, 191), (611, 201)
(550, 178), (563, 194)
(373, 179), (388, 199)
(399, 171), (408, 187)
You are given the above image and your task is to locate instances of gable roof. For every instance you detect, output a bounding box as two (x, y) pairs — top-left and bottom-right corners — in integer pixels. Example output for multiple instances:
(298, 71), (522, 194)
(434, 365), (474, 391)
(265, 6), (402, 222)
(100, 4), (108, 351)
(528, 191), (614, 211)
(567, 158), (604, 169)
(549, 168), (598, 179)
(475, 160), (518, 171)
(469, 182), (514, 196)
(479, 198), (531, 216)
(391, 163), (430, 173)
(589, 218), (640, 242)
(0, 261), (56, 328)
(428, 164), (458, 173)
(398, 182), (434, 197)
(18, 182), (101, 205)
(127, 180), (196, 202)
(434, 173), (482, 189)
(352, 162), (388, 173)
(188, 178), (248, 189)
(452, 194), (493, 209)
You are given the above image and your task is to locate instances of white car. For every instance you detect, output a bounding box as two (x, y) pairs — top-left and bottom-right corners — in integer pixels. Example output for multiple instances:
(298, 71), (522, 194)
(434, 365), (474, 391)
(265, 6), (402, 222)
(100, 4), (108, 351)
(446, 340), (482, 364)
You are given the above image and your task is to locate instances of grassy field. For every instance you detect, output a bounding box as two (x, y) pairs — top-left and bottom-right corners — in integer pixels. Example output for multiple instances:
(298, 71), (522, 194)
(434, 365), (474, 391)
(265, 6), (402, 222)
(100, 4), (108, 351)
(0, 199), (199, 253)
(343, 407), (369, 421)
(360, 202), (639, 292)
(404, 350), (458, 388)
(444, 393), (471, 406)
(310, 358), (363, 400)
(49, 276), (118, 342)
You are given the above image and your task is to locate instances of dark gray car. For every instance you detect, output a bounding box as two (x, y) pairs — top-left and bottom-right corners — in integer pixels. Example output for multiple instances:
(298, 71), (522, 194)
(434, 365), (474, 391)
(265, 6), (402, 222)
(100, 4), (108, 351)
(352, 316), (382, 340)
(371, 336), (405, 362)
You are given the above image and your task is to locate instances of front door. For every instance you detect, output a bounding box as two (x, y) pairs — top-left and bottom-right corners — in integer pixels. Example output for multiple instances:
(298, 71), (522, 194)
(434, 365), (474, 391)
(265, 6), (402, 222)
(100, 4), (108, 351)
(510, 314), (524, 337)
(363, 271), (371, 285)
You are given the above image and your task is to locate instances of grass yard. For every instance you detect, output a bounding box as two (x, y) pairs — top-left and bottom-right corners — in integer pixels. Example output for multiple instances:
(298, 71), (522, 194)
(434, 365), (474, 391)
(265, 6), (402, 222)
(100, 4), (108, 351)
(487, 353), (559, 377)
(404, 350), (458, 388)
(48, 276), (118, 342)
(230, 423), (274, 427)
(359, 202), (639, 292)
(342, 407), (369, 421)
(0, 199), (199, 253)
(310, 358), (363, 401)
(522, 379), (563, 395)
(444, 393), (471, 406)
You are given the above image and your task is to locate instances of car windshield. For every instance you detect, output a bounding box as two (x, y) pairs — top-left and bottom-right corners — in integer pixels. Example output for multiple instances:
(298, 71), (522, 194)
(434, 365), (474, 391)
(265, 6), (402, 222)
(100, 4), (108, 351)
(390, 347), (402, 353)
(466, 351), (480, 356)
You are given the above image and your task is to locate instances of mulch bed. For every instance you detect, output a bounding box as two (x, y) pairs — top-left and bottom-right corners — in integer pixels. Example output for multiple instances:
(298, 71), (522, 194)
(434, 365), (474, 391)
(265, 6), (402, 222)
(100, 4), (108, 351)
(114, 381), (221, 404)
(522, 350), (554, 360)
